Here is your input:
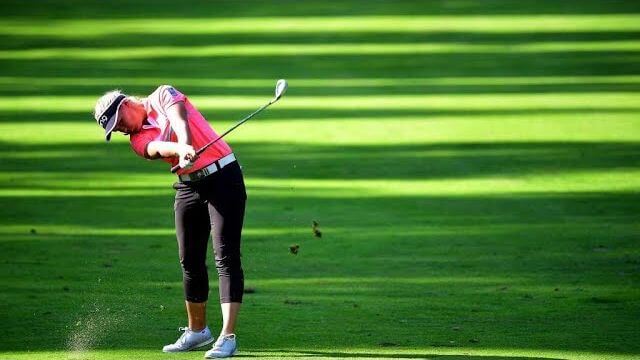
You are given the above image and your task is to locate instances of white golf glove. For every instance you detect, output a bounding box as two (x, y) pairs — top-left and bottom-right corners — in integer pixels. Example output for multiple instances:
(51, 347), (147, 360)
(179, 157), (194, 170)
(177, 144), (196, 170)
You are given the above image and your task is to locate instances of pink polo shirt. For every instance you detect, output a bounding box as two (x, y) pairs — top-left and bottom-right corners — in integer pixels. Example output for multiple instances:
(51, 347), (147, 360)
(130, 85), (232, 175)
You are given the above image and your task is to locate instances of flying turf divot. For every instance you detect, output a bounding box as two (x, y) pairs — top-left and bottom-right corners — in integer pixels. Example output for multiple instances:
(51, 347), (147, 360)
(66, 302), (124, 359)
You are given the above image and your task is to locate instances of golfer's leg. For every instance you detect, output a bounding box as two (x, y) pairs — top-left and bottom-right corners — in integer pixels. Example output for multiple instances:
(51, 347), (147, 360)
(175, 184), (211, 330)
(220, 302), (241, 335)
(208, 166), (247, 335)
(185, 300), (207, 331)
(209, 199), (245, 334)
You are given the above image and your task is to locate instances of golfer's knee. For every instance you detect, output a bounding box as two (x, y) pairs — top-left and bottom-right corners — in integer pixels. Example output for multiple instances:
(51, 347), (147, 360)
(180, 257), (206, 277)
(214, 254), (242, 276)
(181, 263), (209, 302)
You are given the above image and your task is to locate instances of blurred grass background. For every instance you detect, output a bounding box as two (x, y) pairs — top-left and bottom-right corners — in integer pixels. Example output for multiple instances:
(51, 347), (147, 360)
(0, 1), (639, 359)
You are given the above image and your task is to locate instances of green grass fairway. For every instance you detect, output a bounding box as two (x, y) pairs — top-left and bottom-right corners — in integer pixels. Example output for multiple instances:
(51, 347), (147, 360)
(1, 1), (639, 359)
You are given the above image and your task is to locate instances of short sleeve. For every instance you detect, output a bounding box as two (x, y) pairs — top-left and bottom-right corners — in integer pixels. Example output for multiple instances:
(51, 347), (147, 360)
(157, 85), (186, 111)
(130, 130), (157, 159)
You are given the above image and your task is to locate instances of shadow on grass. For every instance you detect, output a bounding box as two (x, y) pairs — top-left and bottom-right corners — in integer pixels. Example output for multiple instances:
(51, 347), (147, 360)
(1, 141), (638, 180)
(3, 83), (640, 98)
(1, 0), (639, 19)
(4, 31), (640, 50)
(2, 50), (640, 79)
(4, 107), (640, 124)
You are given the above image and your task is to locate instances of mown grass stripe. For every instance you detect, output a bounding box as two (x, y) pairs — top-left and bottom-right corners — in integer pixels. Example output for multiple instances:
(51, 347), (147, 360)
(1, 93), (639, 111)
(3, 75), (640, 87)
(2, 41), (640, 60)
(2, 15), (640, 37)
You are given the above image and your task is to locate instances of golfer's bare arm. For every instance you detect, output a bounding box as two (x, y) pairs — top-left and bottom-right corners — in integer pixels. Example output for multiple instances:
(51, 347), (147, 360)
(146, 101), (194, 159)
(165, 101), (192, 145)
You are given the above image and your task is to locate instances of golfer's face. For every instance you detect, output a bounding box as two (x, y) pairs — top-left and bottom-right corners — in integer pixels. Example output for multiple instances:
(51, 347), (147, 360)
(115, 100), (145, 134)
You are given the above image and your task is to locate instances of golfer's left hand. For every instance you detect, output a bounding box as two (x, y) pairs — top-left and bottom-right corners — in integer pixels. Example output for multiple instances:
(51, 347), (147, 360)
(176, 144), (197, 169)
(179, 157), (195, 170)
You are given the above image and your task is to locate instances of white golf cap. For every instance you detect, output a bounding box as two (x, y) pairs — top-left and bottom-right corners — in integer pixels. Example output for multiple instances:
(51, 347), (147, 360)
(94, 91), (126, 141)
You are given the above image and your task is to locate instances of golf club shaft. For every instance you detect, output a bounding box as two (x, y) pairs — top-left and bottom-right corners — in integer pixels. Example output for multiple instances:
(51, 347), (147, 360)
(170, 97), (278, 173)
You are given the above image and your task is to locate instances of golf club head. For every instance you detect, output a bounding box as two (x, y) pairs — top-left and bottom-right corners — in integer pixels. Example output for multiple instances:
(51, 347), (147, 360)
(274, 79), (288, 100)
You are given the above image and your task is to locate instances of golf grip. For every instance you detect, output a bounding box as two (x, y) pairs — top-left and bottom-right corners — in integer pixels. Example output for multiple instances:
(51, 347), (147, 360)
(170, 100), (275, 174)
(170, 136), (223, 173)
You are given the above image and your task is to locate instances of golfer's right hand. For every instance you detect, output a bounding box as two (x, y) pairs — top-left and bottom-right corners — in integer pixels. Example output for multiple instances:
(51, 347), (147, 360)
(176, 144), (196, 169)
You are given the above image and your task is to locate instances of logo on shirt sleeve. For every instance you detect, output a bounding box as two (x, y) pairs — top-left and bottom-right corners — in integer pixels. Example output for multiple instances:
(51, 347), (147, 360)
(167, 87), (180, 98)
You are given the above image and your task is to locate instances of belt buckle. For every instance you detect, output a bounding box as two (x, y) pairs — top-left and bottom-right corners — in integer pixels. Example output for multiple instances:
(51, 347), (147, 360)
(181, 161), (219, 183)
(186, 171), (202, 182)
(192, 165), (212, 182)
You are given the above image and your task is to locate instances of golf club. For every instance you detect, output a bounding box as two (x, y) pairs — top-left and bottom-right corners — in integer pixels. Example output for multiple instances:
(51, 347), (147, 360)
(171, 79), (288, 173)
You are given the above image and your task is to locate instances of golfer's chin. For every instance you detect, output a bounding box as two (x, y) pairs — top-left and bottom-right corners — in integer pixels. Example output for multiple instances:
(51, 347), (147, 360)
(122, 124), (143, 134)
(116, 129), (134, 136)
(131, 125), (143, 134)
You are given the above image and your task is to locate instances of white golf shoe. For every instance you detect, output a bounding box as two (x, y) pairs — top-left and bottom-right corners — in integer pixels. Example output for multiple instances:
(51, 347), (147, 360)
(162, 326), (214, 352)
(204, 334), (237, 358)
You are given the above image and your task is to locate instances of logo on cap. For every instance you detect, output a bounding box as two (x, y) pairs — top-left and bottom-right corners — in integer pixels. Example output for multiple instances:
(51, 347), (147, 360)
(96, 94), (125, 132)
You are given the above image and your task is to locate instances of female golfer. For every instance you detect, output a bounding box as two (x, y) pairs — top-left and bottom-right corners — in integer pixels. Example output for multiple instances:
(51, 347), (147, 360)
(94, 85), (245, 358)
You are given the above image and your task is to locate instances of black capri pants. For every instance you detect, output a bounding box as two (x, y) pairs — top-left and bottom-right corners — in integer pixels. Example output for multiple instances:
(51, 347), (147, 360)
(173, 160), (246, 303)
